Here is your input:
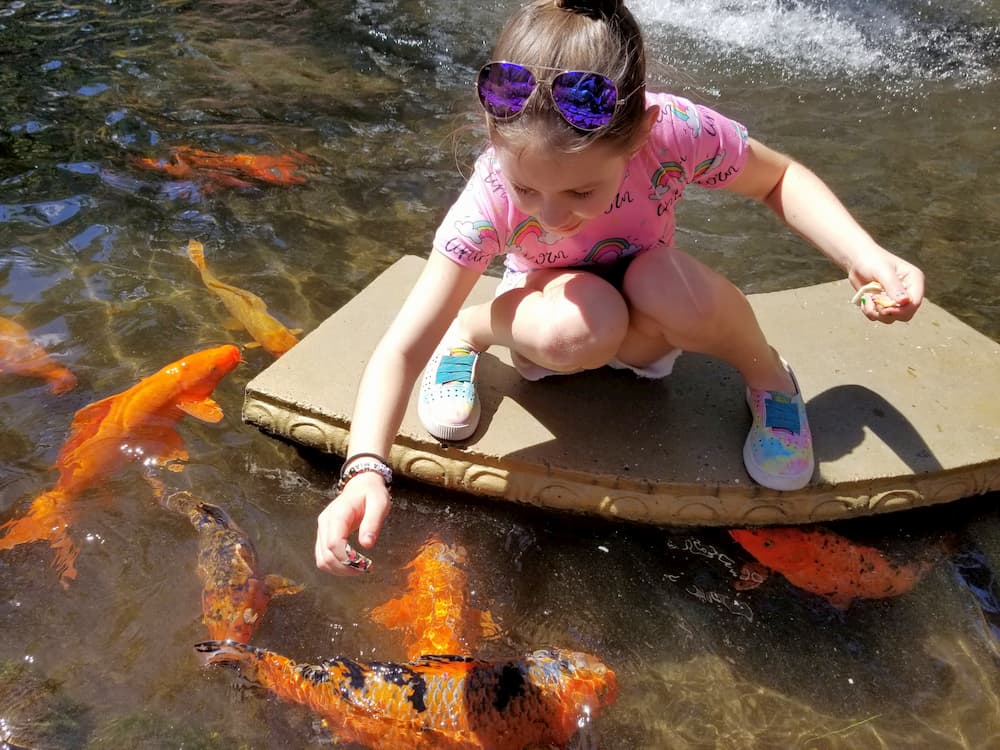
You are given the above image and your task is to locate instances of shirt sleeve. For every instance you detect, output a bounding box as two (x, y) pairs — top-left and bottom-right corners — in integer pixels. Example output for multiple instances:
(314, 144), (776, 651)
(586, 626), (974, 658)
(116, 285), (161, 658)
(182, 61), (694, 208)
(431, 151), (507, 273)
(651, 94), (750, 190)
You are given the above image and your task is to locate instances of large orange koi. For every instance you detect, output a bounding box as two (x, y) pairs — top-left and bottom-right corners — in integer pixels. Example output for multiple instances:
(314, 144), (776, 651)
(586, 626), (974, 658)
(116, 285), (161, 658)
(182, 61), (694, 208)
(370, 538), (498, 659)
(0, 316), (77, 394)
(196, 640), (616, 750)
(132, 147), (311, 188)
(165, 491), (302, 643)
(187, 240), (299, 357)
(174, 146), (311, 186)
(0, 345), (242, 584)
(730, 526), (940, 610)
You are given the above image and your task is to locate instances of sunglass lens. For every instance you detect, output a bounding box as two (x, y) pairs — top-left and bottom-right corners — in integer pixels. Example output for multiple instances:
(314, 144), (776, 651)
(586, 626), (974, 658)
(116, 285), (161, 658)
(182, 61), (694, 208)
(551, 71), (618, 130)
(478, 62), (536, 118)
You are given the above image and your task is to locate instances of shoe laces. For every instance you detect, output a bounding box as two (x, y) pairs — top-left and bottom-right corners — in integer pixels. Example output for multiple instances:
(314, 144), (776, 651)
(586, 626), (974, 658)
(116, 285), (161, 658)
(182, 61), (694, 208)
(763, 394), (800, 434)
(435, 347), (475, 385)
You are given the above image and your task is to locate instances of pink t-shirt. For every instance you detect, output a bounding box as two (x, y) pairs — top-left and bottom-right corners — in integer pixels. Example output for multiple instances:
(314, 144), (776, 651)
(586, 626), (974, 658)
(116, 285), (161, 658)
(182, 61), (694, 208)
(432, 92), (749, 273)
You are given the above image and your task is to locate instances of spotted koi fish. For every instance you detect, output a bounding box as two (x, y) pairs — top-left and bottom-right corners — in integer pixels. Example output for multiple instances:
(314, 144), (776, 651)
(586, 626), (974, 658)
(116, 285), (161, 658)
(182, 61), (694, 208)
(165, 491), (302, 644)
(132, 147), (311, 188)
(730, 526), (941, 610)
(0, 315), (77, 394)
(196, 639), (616, 750)
(187, 240), (299, 357)
(0, 345), (241, 584)
(370, 538), (498, 659)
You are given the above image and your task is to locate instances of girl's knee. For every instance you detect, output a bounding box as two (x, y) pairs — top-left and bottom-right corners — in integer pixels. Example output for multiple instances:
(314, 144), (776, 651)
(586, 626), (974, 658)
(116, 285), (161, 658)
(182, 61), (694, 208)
(521, 274), (629, 369)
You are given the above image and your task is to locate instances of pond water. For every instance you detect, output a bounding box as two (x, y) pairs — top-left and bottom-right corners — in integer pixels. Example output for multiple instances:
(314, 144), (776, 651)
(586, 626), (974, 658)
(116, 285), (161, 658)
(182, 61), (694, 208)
(1, 0), (999, 747)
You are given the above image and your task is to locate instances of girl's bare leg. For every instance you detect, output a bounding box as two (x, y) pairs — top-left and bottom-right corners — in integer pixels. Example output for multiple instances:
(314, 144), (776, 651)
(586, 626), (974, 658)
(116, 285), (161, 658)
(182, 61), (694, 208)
(621, 245), (795, 393)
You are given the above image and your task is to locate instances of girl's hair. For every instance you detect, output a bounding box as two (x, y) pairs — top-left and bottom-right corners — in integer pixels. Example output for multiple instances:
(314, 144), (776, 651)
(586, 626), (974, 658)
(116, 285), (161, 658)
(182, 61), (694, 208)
(487, 0), (647, 154)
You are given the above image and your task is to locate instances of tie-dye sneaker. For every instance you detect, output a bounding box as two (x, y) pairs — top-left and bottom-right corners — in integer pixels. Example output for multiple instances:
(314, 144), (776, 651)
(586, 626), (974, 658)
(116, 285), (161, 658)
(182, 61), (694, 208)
(742, 360), (814, 491)
(418, 338), (481, 441)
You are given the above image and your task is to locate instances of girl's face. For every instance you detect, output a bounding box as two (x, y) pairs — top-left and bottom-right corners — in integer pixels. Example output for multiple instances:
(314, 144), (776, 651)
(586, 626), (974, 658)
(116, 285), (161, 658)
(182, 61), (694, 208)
(495, 141), (632, 237)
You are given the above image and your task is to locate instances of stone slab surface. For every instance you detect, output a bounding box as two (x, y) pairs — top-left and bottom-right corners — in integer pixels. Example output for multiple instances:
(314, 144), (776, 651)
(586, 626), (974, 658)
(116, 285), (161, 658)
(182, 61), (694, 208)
(243, 255), (1000, 526)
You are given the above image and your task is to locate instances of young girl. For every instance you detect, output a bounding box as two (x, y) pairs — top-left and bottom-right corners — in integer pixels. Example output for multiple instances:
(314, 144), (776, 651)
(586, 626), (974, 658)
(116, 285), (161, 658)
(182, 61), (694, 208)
(315, 0), (924, 574)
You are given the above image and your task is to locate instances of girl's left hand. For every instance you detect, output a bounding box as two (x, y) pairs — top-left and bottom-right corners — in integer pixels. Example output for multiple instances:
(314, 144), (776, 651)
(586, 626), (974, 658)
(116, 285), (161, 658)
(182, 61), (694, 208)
(849, 250), (925, 323)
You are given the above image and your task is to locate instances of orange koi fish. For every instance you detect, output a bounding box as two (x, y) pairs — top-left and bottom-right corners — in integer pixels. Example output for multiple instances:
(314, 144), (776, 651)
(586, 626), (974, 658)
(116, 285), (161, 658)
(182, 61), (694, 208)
(165, 491), (302, 643)
(173, 146), (312, 186)
(0, 345), (241, 583)
(370, 538), (498, 659)
(187, 240), (299, 357)
(132, 147), (311, 188)
(0, 316), (77, 394)
(196, 640), (616, 750)
(730, 526), (940, 610)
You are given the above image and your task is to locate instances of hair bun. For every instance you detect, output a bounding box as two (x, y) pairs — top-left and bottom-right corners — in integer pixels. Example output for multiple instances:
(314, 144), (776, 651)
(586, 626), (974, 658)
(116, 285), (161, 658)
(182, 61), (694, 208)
(556, 0), (621, 19)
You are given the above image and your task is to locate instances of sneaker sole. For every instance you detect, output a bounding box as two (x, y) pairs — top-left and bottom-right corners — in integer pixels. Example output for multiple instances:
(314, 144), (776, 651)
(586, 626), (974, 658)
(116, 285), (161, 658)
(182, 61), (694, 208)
(418, 397), (481, 442)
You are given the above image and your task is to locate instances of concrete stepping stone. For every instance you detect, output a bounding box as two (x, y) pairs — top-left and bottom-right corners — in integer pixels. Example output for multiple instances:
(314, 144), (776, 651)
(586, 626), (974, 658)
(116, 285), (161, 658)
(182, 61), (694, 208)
(242, 255), (1000, 526)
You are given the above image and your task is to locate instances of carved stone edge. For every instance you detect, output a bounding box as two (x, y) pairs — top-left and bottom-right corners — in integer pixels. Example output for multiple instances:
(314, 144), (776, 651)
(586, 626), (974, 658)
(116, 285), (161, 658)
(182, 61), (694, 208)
(242, 394), (1000, 526)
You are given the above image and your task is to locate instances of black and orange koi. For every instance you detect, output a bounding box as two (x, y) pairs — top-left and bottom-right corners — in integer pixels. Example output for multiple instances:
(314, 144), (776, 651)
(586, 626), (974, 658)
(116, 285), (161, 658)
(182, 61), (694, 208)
(196, 639), (616, 750)
(165, 491), (302, 644)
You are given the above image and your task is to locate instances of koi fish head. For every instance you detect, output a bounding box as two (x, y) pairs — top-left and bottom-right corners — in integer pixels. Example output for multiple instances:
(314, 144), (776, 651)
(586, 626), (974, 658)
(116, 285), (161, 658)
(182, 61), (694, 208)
(161, 344), (243, 401)
(528, 648), (618, 733)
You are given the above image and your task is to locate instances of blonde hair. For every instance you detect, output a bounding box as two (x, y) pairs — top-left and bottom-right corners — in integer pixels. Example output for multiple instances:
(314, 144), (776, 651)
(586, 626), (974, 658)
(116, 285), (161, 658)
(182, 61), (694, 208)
(486, 0), (647, 154)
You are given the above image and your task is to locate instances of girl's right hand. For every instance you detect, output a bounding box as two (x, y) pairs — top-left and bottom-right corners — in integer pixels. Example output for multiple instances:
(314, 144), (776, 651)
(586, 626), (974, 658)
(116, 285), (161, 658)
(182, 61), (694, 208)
(314, 472), (392, 576)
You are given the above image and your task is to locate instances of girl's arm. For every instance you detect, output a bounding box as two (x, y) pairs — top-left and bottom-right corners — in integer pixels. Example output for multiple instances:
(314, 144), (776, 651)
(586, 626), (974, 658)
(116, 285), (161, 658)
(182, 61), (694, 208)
(315, 251), (482, 575)
(724, 138), (924, 322)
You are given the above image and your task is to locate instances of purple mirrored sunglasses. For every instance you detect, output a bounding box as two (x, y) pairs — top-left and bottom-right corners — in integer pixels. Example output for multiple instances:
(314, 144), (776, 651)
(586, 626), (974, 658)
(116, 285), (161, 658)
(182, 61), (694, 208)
(476, 61), (620, 132)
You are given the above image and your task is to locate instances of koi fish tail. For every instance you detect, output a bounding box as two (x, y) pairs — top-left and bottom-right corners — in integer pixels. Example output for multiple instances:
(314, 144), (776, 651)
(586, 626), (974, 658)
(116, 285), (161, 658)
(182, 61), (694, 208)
(45, 365), (78, 395)
(0, 489), (79, 584)
(187, 239), (208, 272)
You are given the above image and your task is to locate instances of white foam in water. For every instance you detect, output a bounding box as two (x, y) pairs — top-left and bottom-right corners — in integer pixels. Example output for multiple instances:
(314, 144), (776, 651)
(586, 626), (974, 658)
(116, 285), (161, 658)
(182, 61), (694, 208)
(632, 0), (996, 85)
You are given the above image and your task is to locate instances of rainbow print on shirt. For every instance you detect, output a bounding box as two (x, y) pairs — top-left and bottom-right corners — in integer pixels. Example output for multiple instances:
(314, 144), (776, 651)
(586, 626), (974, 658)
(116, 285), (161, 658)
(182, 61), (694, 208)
(583, 237), (639, 265)
(506, 217), (561, 253)
(650, 161), (685, 199)
(456, 218), (499, 247)
(669, 99), (701, 137)
(693, 151), (726, 180)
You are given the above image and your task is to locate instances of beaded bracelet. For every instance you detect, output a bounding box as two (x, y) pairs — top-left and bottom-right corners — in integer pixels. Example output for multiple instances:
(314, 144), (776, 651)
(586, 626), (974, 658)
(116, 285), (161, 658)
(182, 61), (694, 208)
(336, 458), (393, 494)
(340, 452), (388, 479)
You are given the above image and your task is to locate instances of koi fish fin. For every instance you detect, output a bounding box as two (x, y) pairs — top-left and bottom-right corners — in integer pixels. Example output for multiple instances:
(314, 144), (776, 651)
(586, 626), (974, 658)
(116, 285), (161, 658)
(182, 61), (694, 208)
(289, 328), (303, 336)
(478, 609), (501, 640)
(187, 239), (207, 271)
(822, 592), (856, 611)
(176, 397), (224, 423)
(264, 574), (304, 597)
(0, 489), (79, 586)
(143, 473), (171, 506)
(45, 366), (78, 395)
(194, 639), (256, 668)
(62, 395), (117, 455)
(369, 597), (408, 629)
(243, 341), (261, 349)
(130, 423), (190, 467)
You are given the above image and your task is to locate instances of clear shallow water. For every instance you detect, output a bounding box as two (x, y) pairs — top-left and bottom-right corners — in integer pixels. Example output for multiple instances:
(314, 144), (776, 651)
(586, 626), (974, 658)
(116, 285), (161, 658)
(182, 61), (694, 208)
(1, 0), (998, 747)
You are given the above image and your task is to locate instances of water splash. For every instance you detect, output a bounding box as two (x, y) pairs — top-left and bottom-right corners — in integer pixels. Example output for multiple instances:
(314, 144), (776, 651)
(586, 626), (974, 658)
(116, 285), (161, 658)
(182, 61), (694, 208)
(634, 0), (998, 87)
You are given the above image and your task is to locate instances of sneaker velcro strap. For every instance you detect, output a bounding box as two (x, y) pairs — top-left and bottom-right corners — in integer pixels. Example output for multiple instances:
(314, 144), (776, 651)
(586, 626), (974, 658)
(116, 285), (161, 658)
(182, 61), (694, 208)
(764, 395), (801, 434)
(435, 352), (475, 384)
